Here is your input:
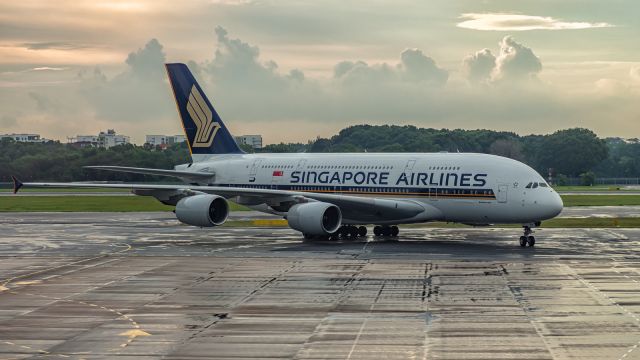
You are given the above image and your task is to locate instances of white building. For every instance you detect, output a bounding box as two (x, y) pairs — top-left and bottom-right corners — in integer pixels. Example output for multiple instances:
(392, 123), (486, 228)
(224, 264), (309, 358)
(234, 135), (263, 149)
(101, 129), (130, 148)
(145, 135), (187, 147)
(69, 129), (130, 149)
(0, 133), (49, 143)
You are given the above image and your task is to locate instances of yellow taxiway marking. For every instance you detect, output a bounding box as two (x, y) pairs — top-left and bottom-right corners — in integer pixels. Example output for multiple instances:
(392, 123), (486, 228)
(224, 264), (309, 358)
(252, 219), (288, 226)
(119, 329), (151, 348)
(120, 329), (151, 338)
(0, 242), (138, 356)
(14, 280), (42, 286)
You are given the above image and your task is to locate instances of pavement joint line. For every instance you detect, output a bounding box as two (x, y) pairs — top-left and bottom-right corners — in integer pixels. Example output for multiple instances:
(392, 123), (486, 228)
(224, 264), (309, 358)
(0, 253), (151, 358)
(7, 217), (640, 358)
(502, 263), (558, 359)
(0, 242), (132, 288)
(165, 259), (273, 346)
(570, 264), (640, 360)
(291, 260), (369, 360)
(346, 266), (385, 360)
(14, 289), (145, 350)
(420, 262), (431, 360)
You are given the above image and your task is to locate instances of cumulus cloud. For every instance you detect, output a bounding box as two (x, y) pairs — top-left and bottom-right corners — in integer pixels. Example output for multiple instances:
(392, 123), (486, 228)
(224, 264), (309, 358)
(463, 36), (541, 84)
(1, 26), (638, 143)
(79, 38), (173, 122)
(458, 13), (613, 31)
(463, 49), (496, 84)
(333, 60), (396, 85)
(333, 49), (448, 86)
(125, 38), (166, 79)
(399, 49), (448, 85)
(208, 26), (287, 90)
(199, 26), (316, 121)
(493, 36), (542, 82)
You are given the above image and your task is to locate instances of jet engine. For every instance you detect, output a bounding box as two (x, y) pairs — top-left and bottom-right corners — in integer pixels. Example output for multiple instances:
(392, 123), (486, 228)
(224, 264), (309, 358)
(287, 202), (342, 236)
(175, 194), (229, 227)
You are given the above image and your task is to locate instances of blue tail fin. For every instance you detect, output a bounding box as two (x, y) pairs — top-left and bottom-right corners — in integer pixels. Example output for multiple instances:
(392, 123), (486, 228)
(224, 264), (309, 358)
(165, 63), (243, 159)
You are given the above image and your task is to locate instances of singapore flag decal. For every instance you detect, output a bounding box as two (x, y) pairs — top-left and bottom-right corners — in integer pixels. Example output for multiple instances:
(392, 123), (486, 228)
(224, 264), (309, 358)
(272, 170), (284, 177)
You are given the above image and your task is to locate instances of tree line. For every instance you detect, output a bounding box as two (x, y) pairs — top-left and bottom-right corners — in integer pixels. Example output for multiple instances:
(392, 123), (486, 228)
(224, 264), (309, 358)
(2, 126), (639, 183)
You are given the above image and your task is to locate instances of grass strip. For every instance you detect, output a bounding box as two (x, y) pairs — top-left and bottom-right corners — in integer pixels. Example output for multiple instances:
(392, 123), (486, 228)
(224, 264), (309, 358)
(554, 185), (633, 192)
(561, 195), (640, 206)
(0, 187), (129, 193)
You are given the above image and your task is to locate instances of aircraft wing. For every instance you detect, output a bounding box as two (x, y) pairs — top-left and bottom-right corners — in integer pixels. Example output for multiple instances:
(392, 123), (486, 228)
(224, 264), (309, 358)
(84, 166), (214, 181)
(12, 177), (432, 221)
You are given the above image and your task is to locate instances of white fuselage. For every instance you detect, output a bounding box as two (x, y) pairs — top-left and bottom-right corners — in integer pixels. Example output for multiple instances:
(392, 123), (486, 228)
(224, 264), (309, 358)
(177, 152), (563, 225)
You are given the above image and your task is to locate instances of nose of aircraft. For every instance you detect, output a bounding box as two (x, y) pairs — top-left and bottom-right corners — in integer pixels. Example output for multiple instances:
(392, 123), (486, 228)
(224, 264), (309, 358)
(544, 190), (564, 219)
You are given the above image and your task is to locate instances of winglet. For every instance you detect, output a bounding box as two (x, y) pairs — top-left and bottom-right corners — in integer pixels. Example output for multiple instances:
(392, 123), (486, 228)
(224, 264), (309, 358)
(11, 176), (23, 194)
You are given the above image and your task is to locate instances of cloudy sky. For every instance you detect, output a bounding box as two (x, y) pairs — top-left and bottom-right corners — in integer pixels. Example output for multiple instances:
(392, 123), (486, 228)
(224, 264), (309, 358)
(1, 0), (639, 144)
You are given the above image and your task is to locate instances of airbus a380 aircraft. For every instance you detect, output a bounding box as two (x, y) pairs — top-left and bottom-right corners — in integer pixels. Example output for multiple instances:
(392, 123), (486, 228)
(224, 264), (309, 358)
(12, 63), (563, 247)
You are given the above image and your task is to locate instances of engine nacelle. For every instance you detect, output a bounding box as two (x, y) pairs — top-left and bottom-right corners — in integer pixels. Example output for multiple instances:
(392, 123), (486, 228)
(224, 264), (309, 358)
(287, 202), (342, 236)
(175, 194), (229, 227)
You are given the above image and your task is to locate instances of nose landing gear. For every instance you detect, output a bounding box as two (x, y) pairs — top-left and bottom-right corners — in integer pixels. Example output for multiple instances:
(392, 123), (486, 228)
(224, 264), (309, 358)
(519, 225), (535, 247)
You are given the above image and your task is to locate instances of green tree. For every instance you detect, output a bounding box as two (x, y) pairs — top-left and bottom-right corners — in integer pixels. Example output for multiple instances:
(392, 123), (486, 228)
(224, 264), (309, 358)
(534, 128), (608, 176)
(580, 171), (596, 186)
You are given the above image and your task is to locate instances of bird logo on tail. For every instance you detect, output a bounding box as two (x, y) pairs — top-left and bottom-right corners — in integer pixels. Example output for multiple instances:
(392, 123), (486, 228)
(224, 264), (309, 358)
(186, 85), (220, 148)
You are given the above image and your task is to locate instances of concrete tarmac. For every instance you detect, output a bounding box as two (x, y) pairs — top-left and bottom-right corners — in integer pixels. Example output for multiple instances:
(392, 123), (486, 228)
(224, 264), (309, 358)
(1, 212), (640, 359)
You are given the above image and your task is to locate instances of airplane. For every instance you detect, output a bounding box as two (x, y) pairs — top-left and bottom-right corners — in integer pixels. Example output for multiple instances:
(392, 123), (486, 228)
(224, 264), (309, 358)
(12, 63), (563, 247)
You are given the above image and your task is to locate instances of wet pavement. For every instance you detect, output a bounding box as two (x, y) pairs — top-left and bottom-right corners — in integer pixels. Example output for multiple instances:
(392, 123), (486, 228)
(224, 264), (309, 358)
(1, 212), (640, 359)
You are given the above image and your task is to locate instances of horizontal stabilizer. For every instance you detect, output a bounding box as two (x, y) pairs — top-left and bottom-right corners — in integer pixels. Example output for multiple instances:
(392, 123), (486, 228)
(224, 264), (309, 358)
(84, 166), (214, 180)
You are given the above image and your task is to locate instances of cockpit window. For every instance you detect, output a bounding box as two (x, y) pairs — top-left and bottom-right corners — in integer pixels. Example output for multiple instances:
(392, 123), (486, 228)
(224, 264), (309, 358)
(525, 182), (533, 189)
(532, 183), (539, 189)
(539, 182), (548, 187)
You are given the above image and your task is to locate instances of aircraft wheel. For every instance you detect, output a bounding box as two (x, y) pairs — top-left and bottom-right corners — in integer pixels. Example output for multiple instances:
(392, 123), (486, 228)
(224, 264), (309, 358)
(519, 236), (527, 247)
(527, 236), (535, 247)
(382, 226), (391, 237)
(349, 226), (359, 238)
(338, 226), (347, 238)
(373, 226), (382, 236)
(358, 226), (367, 237)
(390, 225), (399, 237)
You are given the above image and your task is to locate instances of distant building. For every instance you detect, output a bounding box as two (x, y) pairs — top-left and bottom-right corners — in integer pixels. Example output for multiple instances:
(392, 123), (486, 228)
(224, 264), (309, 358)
(101, 129), (130, 148)
(0, 133), (49, 143)
(68, 129), (130, 149)
(235, 135), (263, 149)
(145, 135), (187, 149)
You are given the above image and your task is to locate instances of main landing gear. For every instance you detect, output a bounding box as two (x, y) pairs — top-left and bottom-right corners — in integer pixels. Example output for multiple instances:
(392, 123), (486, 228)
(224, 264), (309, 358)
(373, 225), (399, 237)
(333, 225), (367, 239)
(303, 225), (401, 240)
(519, 225), (536, 247)
(303, 226), (366, 240)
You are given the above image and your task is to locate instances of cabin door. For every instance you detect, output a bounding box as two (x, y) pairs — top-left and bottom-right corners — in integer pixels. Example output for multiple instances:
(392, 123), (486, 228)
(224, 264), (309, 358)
(249, 159), (263, 182)
(497, 184), (508, 203)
